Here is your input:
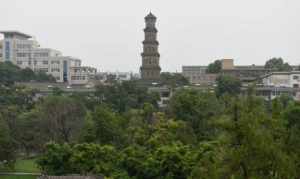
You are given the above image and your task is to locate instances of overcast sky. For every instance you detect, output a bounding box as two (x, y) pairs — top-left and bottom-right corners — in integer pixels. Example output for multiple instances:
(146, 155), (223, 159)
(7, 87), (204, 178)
(1, 0), (299, 72)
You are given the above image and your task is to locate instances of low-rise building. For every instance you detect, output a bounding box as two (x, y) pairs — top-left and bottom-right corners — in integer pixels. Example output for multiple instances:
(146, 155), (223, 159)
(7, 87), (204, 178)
(261, 71), (300, 88)
(69, 66), (97, 85)
(0, 31), (96, 84)
(251, 71), (300, 101)
(182, 66), (216, 85)
(95, 72), (134, 83)
(220, 59), (271, 82)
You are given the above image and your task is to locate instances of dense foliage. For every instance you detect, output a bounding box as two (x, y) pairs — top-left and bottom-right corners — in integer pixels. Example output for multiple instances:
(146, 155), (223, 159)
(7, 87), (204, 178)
(215, 75), (242, 97)
(0, 61), (55, 86)
(1, 64), (300, 178)
(264, 57), (292, 71)
(160, 72), (189, 87)
(206, 60), (222, 73)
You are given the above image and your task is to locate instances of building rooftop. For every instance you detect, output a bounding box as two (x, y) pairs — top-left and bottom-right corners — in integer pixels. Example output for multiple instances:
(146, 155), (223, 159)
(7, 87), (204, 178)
(0, 31), (32, 38)
(260, 71), (300, 79)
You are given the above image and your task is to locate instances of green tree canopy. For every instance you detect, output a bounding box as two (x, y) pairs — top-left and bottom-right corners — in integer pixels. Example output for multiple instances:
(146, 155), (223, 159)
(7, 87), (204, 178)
(215, 75), (242, 97)
(0, 61), (55, 86)
(169, 89), (223, 138)
(264, 57), (292, 71)
(0, 114), (17, 169)
(95, 80), (159, 112)
(206, 60), (222, 73)
(36, 96), (86, 143)
(160, 72), (189, 87)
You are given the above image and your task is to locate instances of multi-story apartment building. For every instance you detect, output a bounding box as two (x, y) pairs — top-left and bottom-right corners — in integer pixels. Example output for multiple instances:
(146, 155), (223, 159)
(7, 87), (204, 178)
(0, 31), (96, 84)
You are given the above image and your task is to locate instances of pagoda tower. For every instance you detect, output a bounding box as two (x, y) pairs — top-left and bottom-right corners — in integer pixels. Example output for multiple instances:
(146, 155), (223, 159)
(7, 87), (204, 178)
(140, 12), (161, 81)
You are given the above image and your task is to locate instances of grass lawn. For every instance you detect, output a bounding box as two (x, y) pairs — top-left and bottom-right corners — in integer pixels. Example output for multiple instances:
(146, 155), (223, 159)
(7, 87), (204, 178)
(13, 159), (40, 173)
(0, 175), (37, 179)
(0, 158), (40, 173)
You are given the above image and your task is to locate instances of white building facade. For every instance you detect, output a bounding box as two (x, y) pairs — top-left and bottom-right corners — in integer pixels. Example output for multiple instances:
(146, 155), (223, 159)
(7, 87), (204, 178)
(262, 72), (300, 88)
(0, 31), (96, 84)
(259, 71), (300, 101)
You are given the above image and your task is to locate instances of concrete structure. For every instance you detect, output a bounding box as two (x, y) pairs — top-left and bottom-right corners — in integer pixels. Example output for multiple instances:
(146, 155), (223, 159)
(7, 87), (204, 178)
(221, 58), (234, 70)
(240, 71), (300, 101)
(69, 66), (97, 85)
(252, 86), (300, 101)
(261, 71), (300, 88)
(140, 12), (161, 81)
(220, 59), (271, 82)
(0, 31), (96, 84)
(182, 66), (217, 85)
(95, 72), (135, 83)
(148, 86), (172, 108)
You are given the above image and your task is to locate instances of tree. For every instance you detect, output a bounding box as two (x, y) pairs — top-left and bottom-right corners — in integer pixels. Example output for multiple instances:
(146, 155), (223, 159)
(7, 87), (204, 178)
(37, 142), (73, 175)
(81, 105), (124, 145)
(265, 57), (292, 71)
(71, 143), (120, 177)
(160, 72), (189, 87)
(0, 85), (37, 110)
(142, 103), (156, 124)
(169, 89), (223, 138)
(0, 114), (17, 169)
(36, 96), (86, 142)
(214, 95), (295, 178)
(206, 60), (222, 73)
(283, 105), (300, 177)
(0, 61), (21, 86)
(120, 143), (198, 179)
(37, 143), (128, 178)
(95, 81), (159, 112)
(35, 71), (56, 82)
(215, 75), (241, 97)
(0, 61), (55, 86)
(15, 110), (46, 155)
(19, 68), (36, 82)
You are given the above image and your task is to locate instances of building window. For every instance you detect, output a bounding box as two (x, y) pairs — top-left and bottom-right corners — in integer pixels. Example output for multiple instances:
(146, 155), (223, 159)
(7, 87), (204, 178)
(43, 60), (48, 65)
(51, 60), (60, 64)
(34, 52), (49, 58)
(51, 68), (60, 72)
(17, 44), (32, 49)
(5, 41), (10, 60)
(293, 84), (299, 88)
(293, 76), (299, 80)
(28, 61), (31, 65)
(17, 53), (28, 57)
(17, 61), (22, 65)
(38, 68), (48, 73)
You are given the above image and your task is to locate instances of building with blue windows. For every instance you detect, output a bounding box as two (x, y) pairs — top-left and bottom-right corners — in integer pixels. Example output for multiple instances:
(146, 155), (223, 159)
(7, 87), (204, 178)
(0, 31), (96, 84)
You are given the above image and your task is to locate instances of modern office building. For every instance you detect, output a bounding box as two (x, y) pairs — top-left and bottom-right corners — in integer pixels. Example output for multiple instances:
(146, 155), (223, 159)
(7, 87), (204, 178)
(0, 31), (96, 84)
(140, 12), (161, 81)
